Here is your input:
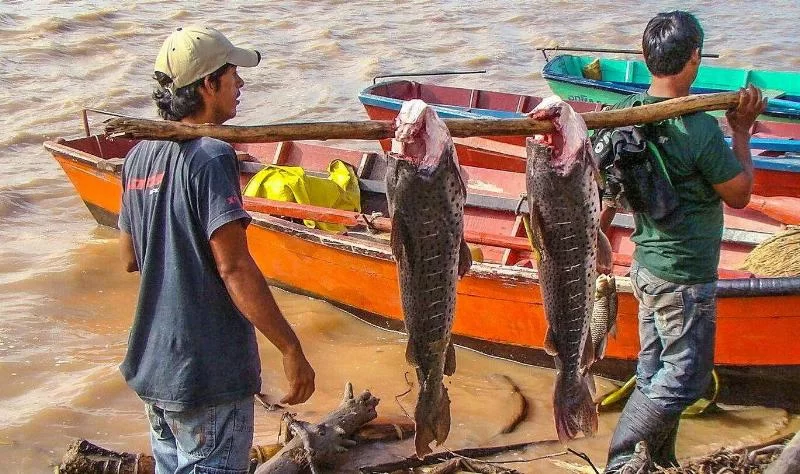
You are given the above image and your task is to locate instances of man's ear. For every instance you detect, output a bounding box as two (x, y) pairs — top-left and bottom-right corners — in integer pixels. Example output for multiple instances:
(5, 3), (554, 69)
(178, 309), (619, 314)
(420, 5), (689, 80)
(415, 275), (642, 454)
(202, 75), (217, 93)
(691, 48), (701, 64)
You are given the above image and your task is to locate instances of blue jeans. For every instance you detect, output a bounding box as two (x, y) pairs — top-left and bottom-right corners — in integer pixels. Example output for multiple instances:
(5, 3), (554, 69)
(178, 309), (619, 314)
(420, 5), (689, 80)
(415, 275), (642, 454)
(145, 396), (254, 474)
(630, 260), (717, 413)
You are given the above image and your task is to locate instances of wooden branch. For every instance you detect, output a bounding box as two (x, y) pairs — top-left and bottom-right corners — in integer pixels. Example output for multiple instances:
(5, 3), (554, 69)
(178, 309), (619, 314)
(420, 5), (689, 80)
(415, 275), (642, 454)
(359, 439), (561, 473)
(255, 383), (380, 474)
(105, 92), (740, 142)
(58, 385), (384, 474)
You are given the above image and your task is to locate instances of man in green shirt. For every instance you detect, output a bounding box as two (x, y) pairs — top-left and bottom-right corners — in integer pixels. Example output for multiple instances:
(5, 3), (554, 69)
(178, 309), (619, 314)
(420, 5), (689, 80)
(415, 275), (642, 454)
(601, 11), (765, 472)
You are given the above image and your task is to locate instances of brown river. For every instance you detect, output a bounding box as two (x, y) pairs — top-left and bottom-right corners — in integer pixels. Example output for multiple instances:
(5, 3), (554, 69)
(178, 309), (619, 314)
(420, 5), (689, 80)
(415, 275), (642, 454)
(2, 1), (799, 472)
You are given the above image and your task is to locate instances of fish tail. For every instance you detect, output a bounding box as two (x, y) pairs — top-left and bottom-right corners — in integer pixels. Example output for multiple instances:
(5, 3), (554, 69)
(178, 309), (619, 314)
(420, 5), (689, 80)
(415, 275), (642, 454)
(553, 371), (598, 442)
(414, 382), (451, 457)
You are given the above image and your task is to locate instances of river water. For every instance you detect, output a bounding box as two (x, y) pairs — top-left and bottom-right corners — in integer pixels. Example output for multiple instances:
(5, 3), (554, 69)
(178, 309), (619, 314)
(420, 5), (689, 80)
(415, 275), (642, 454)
(1, 1), (799, 472)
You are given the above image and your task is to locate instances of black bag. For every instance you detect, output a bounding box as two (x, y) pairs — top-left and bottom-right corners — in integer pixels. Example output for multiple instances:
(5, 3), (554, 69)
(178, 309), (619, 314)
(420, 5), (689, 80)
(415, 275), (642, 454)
(592, 125), (681, 224)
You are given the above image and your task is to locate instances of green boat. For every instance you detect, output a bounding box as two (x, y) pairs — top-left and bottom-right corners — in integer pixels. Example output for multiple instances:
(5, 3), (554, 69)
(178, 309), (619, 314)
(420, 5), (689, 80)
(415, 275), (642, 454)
(541, 53), (800, 123)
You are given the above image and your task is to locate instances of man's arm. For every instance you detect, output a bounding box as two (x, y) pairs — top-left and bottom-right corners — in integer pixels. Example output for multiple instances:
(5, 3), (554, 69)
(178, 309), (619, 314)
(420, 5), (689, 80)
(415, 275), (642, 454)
(712, 85), (766, 209)
(120, 231), (139, 273)
(209, 219), (315, 405)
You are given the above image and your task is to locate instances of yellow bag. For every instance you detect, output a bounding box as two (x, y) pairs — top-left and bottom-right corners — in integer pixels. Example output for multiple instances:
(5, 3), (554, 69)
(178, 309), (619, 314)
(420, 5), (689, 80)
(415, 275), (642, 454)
(243, 159), (361, 233)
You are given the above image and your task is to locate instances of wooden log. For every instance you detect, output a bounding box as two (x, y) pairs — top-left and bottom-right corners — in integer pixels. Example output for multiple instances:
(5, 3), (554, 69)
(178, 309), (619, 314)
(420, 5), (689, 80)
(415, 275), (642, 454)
(58, 439), (154, 474)
(105, 92), (741, 142)
(255, 383), (380, 474)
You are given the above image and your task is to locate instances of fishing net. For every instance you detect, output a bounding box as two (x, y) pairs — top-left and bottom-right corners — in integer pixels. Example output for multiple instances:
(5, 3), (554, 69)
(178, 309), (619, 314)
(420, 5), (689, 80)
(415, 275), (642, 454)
(741, 225), (800, 277)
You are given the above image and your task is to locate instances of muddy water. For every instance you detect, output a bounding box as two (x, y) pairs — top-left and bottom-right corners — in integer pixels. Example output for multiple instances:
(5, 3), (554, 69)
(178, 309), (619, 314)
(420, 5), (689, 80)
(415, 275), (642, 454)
(1, 1), (799, 472)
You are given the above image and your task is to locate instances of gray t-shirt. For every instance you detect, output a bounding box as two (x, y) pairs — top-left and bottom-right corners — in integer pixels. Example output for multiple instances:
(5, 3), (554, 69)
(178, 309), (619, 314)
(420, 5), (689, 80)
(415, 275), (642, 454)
(118, 137), (260, 409)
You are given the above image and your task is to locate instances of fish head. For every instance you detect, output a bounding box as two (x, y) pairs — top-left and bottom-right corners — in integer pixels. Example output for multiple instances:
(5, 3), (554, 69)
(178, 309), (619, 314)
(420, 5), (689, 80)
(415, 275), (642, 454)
(391, 99), (468, 185)
(529, 96), (596, 177)
(594, 273), (610, 298)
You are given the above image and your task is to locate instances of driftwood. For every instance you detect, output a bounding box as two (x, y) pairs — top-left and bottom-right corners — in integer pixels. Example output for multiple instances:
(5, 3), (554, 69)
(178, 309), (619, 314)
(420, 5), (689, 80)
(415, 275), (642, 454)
(58, 384), (386, 474)
(255, 382), (380, 474)
(359, 439), (562, 473)
(58, 439), (155, 474)
(104, 91), (740, 143)
(428, 458), (521, 474)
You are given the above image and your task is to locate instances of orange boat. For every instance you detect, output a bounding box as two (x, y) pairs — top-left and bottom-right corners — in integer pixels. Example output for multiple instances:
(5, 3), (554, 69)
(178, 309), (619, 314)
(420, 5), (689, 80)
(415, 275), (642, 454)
(45, 120), (800, 409)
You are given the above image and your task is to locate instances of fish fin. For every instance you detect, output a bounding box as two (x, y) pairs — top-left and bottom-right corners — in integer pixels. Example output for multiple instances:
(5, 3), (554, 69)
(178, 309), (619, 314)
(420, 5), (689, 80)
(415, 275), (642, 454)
(596, 231), (613, 274)
(527, 204), (547, 264)
(444, 341), (456, 376)
(390, 216), (415, 267)
(553, 372), (598, 443)
(457, 238), (472, 278)
(414, 382), (451, 458)
(608, 276), (618, 337)
(389, 216), (404, 260)
(405, 340), (418, 367)
(582, 327), (597, 371)
(544, 327), (558, 356)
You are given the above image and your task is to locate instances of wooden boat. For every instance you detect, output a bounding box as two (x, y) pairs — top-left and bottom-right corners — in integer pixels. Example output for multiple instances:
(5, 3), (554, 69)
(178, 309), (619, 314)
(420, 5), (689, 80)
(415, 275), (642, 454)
(45, 123), (800, 410)
(541, 53), (800, 123)
(359, 79), (800, 198)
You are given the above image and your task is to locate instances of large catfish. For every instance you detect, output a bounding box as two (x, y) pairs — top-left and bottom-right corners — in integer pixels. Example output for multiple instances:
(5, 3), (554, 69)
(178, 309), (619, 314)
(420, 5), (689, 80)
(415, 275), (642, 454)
(386, 99), (472, 457)
(526, 96), (600, 442)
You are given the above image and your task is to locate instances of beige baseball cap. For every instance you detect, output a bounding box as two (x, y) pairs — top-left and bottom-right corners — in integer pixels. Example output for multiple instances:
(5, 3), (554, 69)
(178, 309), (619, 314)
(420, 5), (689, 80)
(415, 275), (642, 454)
(154, 25), (261, 90)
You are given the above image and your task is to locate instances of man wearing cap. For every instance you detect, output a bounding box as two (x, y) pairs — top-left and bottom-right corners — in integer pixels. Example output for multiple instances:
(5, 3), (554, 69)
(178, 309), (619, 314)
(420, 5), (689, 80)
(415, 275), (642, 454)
(118, 26), (315, 473)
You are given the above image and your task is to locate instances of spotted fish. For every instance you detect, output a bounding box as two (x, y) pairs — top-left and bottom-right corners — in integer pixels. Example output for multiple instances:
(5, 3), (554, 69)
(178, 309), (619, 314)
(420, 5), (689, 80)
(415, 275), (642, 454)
(525, 96), (600, 442)
(386, 99), (472, 457)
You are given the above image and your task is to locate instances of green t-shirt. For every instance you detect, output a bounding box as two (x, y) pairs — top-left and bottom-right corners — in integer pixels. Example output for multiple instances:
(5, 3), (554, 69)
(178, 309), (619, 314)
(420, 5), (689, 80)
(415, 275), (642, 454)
(611, 93), (743, 284)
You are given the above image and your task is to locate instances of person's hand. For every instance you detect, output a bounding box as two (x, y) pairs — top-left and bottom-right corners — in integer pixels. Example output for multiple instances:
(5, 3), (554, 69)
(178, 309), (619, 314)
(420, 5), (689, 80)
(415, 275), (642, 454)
(725, 85), (766, 134)
(280, 348), (315, 405)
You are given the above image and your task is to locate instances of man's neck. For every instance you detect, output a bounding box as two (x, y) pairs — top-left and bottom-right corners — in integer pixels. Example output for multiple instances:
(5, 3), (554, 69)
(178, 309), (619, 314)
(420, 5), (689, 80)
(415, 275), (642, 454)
(181, 112), (220, 126)
(647, 76), (691, 98)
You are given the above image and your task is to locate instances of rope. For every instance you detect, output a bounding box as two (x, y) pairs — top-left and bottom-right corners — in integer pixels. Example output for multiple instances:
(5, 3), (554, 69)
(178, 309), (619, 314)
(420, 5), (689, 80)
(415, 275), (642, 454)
(741, 226), (800, 277)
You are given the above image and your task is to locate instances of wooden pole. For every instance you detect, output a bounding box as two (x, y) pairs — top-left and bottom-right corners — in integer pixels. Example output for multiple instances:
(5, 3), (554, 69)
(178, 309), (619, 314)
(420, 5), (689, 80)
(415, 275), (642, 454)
(104, 91), (741, 143)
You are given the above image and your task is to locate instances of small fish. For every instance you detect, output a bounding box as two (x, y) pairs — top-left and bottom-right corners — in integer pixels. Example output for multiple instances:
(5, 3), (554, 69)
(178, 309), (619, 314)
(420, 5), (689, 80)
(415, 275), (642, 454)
(386, 99), (472, 457)
(526, 96), (600, 442)
(590, 274), (618, 361)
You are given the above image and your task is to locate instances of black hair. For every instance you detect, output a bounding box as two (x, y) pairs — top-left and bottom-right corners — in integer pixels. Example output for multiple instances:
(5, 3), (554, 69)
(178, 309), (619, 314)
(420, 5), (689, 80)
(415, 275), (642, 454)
(642, 11), (704, 76)
(152, 63), (234, 121)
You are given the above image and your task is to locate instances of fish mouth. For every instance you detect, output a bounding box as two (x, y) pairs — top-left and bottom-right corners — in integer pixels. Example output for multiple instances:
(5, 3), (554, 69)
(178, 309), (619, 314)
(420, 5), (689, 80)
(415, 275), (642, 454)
(532, 132), (575, 171)
(390, 138), (427, 167)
